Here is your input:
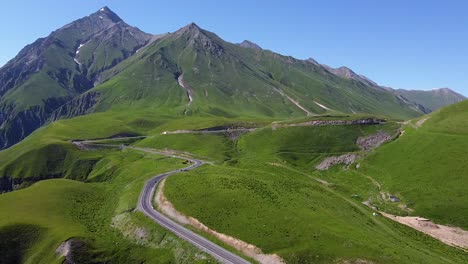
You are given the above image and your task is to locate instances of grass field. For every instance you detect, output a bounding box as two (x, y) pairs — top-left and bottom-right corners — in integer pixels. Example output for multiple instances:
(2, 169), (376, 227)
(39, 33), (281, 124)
(157, 122), (467, 263)
(359, 100), (468, 229)
(0, 109), (274, 181)
(0, 147), (216, 263)
(1, 8), (466, 264)
(0, 104), (466, 263)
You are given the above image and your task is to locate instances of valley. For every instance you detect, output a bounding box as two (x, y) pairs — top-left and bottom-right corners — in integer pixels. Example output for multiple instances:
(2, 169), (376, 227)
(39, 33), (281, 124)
(0, 5), (467, 264)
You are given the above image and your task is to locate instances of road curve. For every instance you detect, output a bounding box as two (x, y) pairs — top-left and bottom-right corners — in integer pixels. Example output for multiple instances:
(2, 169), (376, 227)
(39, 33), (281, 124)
(73, 140), (250, 264)
(132, 147), (251, 264)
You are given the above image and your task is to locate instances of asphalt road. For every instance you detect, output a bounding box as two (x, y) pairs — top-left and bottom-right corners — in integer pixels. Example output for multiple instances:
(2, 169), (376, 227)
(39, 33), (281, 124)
(73, 140), (251, 264)
(132, 147), (250, 264)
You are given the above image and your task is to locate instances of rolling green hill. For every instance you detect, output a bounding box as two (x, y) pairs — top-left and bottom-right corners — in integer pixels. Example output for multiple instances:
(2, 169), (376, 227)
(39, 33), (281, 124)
(155, 120), (466, 263)
(0, 6), (467, 264)
(0, 104), (466, 263)
(360, 100), (468, 229)
(0, 142), (216, 264)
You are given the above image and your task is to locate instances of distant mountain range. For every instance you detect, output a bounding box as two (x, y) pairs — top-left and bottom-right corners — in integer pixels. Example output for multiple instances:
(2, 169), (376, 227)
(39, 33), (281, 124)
(317, 63), (465, 112)
(390, 88), (465, 112)
(0, 7), (464, 149)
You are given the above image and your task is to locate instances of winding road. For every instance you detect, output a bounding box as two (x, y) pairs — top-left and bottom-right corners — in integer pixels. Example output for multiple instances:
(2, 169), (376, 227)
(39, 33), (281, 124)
(73, 140), (250, 264)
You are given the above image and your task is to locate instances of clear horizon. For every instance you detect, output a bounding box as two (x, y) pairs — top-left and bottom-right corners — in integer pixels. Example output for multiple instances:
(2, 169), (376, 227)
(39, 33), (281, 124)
(1, 0), (467, 96)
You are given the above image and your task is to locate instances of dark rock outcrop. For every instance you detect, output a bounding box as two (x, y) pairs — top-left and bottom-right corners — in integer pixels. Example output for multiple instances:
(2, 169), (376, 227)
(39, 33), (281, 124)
(0, 97), (70, 149)
(51, 92), (100, 121)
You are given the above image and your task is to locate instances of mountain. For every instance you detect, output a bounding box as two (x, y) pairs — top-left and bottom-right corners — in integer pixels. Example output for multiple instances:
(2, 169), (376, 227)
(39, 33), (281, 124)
(320, 63), (465, 112)
(0, 8), (449, 150)
(1, 8), (467, 264)
(52, 22), (424, 123)
(0, 7), (152, 149)
(305, 57), (320, 66)
(391, 88), (466, 112)
(238, 40), (262, 50)
(322, 64), (378, 87)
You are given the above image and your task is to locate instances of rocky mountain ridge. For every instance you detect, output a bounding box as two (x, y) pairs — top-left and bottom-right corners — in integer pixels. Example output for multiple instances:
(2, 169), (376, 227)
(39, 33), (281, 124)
(0, 7), (464, 150)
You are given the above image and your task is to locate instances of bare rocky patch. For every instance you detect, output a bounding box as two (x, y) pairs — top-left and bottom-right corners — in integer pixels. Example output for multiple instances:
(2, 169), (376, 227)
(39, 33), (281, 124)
(356, 131), (392, 151)
(314, 130), (394, 171)
(156, 179), (286, 264)
(56, 239), (75, 264)
(111, 213), (152, 245)
(55, 239), (90, 264)
(279, 118), (385, 128)
(316, 154), (359, 170)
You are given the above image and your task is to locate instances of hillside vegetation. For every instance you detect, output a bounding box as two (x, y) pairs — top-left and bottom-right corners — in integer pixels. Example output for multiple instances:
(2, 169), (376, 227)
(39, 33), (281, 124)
(0, 146), (216, 263)
(0, 6), (466, 264)
(0, 104), (466, 263)
(159, 122), (467, 263)
(360, 100), (468, 229)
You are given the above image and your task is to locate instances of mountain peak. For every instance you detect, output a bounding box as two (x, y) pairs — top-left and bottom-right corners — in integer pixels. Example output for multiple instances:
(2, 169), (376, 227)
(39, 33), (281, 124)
(335, 66), (355, 76)
(99, 6), (110, 12)
(187, 22), (200, 28)
(431, 87), (466, 98)
(332, 66), (359, 79)
(176, 22), (202, 34)
(433, 87), (451, 92)
(173, 23), (224, 55)
(239, 40), (262, 50)
(322, 65), (378, 86)
(305, 57), (320, 65)
(92, 6), (122, 23)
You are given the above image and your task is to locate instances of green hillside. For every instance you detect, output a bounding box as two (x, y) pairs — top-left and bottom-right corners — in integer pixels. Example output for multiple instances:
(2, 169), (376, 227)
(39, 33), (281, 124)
(0, 103), (466, 263)
(360, 100), (468, 229)
(156, 122), (466, 263)
(0, 6), (466, 264)
(0, 143), (216, 263)
(66, 23), (422, 121)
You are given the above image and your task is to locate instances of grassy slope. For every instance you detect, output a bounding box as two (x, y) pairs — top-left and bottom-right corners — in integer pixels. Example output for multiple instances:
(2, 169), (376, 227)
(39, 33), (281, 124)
(0, 102), (465, 263)
(0, 108), (272, 180)
(75, 27), (421, 121)
(0, 110), (268, 263)
(90, 31), (305, 119)
(360, 100), (468, 229)
(0, 179), (100, 263)
(158, 124), (466, 263)
(225, 43), (421, 119)
(0, 146), (216, 264)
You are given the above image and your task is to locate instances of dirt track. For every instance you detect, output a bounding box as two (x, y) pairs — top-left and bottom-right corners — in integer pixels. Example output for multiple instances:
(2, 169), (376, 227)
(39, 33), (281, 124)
(380, 213), (468, 250)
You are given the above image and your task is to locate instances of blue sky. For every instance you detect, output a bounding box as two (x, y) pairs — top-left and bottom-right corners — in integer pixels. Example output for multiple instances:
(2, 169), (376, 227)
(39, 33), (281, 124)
(1, 0), (467, 95)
